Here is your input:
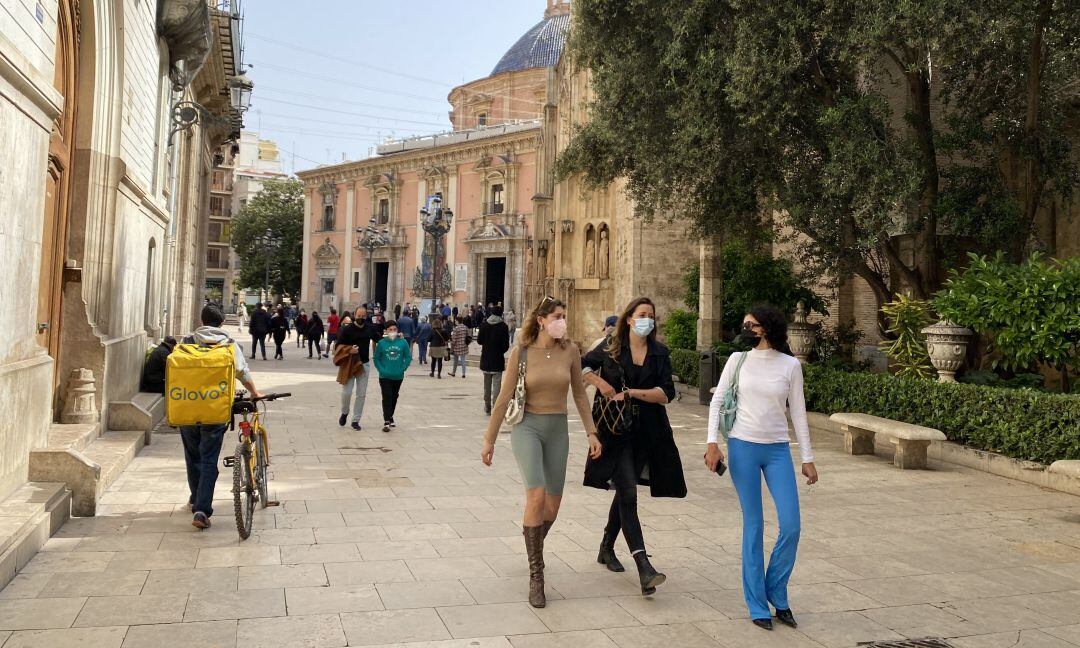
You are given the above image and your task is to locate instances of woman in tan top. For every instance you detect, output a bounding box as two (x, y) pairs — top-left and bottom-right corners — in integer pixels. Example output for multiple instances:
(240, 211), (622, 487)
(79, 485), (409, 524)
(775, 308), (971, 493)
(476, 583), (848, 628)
(481, 296), (601, 608)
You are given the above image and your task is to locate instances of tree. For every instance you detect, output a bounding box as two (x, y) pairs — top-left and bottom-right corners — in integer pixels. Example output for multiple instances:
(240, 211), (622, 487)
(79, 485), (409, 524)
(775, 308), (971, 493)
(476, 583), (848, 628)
(681, 241), (827, 336)
(230, 178), (304, 300)
(557, 0), (1080, 312)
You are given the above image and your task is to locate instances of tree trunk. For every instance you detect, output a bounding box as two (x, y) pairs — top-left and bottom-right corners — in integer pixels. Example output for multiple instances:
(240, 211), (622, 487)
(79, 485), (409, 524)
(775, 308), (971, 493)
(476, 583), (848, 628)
(1018, 0), (1053, 259)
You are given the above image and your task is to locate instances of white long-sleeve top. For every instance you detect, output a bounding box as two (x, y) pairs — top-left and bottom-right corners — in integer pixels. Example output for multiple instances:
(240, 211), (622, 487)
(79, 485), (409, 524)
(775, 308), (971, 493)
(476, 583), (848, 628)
(707, 348), (814, 463)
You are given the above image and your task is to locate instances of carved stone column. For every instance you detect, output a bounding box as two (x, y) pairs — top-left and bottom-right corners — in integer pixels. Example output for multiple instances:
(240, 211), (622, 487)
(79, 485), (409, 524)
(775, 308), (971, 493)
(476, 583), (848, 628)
(61, 368), (98, 424)
(697, 235), (724, 350)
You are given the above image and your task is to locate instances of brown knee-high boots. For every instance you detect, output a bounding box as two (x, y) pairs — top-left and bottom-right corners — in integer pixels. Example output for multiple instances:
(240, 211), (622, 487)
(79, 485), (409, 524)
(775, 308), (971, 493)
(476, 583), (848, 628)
(523, 525), (546, 608)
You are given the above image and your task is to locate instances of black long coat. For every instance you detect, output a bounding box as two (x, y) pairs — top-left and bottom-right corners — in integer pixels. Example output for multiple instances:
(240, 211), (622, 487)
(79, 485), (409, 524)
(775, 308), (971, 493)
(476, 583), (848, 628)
(582, 338), (687, 498)
(477, 318), (510, 372)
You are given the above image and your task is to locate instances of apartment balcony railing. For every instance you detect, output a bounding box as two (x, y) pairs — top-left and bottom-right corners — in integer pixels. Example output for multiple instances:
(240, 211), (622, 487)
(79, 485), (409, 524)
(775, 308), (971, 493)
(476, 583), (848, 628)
(482, 202), (505, 215)
(209, 207), (233, 219)
(206, 257), (230, 270)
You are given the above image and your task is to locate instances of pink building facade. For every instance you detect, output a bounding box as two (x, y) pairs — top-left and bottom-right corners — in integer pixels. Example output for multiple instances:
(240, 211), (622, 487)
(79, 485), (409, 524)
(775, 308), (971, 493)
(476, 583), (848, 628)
(297, 1), (571, 316)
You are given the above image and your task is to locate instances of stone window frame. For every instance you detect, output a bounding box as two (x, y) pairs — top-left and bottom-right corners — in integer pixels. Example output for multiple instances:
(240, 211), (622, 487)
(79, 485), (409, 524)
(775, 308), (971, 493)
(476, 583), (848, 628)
(368, 172), (400, 228)
(480, 168), (513, 217)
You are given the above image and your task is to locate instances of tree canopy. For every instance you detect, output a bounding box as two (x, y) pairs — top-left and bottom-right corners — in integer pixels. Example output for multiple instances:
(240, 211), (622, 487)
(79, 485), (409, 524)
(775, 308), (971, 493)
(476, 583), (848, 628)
(556, 0), (1080, 307)
(230, 178), (304, 299)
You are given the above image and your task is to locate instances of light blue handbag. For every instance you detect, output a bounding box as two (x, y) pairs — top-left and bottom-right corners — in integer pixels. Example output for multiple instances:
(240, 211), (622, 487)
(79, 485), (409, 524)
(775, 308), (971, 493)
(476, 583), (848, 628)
(717, 352), (749, 439)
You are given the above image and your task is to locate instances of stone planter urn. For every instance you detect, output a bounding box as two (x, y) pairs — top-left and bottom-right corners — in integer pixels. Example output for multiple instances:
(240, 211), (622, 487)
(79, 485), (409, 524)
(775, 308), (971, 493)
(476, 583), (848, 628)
(921, 319), (974, 383)
(788, 300), (817, 363)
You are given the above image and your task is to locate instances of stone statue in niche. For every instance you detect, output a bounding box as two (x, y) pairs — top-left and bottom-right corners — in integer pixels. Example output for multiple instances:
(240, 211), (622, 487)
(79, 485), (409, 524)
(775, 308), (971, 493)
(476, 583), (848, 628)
(584, 225), (596, 277)
(598, 226), (610, 278)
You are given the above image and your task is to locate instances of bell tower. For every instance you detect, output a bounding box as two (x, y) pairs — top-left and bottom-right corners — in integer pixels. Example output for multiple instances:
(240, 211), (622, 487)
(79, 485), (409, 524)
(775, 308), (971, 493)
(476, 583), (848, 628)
(545, 0), (571, 19)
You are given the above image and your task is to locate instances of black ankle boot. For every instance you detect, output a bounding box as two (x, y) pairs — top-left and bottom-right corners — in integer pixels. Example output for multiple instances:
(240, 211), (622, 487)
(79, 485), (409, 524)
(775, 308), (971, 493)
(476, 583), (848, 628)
(597, 532), (625, 572)
(633, 552), (665, 595)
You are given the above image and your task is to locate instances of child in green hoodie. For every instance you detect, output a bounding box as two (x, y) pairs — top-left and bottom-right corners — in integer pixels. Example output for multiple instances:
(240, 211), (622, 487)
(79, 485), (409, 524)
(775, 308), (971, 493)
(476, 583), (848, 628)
(374, 320), (412, 432)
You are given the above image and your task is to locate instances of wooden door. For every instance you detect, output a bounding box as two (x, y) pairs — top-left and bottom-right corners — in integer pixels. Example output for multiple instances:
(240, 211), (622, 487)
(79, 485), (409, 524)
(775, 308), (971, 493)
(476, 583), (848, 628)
(36, 0), (79, 364)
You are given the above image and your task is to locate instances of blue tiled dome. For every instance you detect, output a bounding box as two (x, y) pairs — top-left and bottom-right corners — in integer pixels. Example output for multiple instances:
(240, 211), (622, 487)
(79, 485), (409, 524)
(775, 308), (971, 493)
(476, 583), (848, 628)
(491, 13), (571, 76)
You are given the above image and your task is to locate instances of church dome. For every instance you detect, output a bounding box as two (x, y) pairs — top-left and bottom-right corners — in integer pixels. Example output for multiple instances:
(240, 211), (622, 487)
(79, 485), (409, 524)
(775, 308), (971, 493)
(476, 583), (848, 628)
(490, 12), (571, 76)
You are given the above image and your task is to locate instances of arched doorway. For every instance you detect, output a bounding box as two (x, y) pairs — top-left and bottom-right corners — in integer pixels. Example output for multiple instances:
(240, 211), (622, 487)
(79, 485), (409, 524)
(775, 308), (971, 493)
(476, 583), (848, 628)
(36, 0), (80, 375)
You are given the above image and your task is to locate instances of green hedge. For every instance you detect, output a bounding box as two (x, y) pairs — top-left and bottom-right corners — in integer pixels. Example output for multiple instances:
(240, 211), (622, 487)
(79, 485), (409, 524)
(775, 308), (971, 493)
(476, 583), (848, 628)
(803, 364), (1080, 464)
(670, 349), (700, 387)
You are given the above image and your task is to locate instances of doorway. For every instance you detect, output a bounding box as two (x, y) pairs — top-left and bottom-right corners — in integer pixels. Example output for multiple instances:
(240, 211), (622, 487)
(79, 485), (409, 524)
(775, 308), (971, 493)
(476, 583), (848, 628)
(320, 278), (335, 314)
(484, 257), (506, 308)
(374, 262), (389, 310)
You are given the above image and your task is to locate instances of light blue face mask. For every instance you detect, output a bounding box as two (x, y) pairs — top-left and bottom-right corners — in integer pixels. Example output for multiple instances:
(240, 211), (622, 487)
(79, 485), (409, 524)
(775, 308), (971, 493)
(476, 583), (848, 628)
(632, 317), (655, 337)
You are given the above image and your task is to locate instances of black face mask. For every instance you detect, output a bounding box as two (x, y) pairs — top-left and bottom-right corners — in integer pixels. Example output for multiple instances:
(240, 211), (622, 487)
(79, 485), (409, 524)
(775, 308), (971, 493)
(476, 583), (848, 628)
(736, 330), (761, 347)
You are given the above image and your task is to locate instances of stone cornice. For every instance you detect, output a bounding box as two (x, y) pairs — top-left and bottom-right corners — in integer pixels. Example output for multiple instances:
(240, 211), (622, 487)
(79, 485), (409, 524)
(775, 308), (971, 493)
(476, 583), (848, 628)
(296, 128), (541, 188)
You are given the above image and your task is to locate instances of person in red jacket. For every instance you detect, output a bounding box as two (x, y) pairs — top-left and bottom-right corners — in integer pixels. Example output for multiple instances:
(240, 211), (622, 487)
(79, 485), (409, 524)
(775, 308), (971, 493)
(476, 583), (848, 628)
(326, 308), (341, 360)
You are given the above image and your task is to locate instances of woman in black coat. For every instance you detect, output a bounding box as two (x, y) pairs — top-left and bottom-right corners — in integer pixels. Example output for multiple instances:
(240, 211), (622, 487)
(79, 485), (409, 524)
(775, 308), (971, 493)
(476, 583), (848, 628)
(307, 311), (325, 359)
(270, 307), (288, 360)
(582, 296), (687, 596)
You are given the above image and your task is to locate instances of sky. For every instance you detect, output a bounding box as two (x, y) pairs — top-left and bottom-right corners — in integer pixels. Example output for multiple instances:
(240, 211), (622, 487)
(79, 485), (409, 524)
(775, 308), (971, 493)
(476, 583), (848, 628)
(241, 1), (548, 175)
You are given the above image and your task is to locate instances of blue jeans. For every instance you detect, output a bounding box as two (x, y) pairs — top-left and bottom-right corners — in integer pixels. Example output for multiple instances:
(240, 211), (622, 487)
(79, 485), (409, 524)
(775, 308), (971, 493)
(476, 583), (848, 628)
(180, 424), (228, 517)
(418, 340), (429, 364)
(451, 354), (467, 375)
(728, 437), (801, 620)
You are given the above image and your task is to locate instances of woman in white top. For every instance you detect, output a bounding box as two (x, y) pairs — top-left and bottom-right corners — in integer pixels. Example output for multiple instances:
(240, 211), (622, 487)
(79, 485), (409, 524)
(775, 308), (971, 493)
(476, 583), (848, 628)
(705, 304), (819, 632)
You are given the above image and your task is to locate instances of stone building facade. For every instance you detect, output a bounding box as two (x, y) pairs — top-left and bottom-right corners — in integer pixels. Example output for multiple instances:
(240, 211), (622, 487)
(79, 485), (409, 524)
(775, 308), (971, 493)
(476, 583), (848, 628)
(0, 0), (245, 524)
(206, 130), (286, 309)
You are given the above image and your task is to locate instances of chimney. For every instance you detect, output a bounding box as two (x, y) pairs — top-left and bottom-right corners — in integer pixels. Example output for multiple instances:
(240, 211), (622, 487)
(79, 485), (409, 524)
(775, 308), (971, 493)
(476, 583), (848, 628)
(545, 0), (571, 19)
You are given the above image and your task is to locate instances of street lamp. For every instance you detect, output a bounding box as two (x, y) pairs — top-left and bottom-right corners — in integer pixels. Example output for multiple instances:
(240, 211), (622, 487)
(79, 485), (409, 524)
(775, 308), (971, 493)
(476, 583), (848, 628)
(356, 217), (390, 306)
(253, 229), (282, 303)
(419, 192), (453, 313)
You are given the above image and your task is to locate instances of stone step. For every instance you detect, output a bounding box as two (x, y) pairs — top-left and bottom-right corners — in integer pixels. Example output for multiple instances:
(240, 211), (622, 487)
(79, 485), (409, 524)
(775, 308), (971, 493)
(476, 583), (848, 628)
(0, 482), (70, 590)
(29, 429), (145, 517)
(107, 391), (165, 444)
(46, 423), (99, 453)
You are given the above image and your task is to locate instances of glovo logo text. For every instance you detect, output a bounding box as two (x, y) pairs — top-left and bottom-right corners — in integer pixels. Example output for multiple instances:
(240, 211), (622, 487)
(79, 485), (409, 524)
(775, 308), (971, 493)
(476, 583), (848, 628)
(170, 381), (230, 402)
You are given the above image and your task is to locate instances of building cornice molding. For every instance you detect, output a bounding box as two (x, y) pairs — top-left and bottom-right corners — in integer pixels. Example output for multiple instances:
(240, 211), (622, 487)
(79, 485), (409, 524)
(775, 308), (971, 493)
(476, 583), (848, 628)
(297, 129), (541, 188)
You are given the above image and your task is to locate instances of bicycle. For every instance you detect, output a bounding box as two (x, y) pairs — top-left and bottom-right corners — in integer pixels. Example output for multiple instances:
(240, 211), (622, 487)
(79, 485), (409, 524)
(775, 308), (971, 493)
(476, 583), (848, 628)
(223, 391), (291, 539)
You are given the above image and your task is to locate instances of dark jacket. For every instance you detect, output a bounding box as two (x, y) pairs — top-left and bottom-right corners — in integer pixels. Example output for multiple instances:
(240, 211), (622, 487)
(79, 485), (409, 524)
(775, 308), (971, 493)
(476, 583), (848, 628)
(416, 321), (432, 343)
(140, 337), (177, 394)
(397, 314), (417, 340)
(296, 314), (309, 336)
(478, 316), (510, 372)
(249, 308), (271, 336)
(307, 313), (325, 339)
(337, 320), (376, 363)
(429, 323), (449, 348)
(581, 337), (687, 498)
(270, 314), (288, 343)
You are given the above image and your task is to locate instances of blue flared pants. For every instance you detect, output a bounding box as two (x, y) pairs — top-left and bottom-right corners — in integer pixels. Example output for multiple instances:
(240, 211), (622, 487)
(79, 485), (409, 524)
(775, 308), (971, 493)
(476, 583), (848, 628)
(728, 437), (801, 620)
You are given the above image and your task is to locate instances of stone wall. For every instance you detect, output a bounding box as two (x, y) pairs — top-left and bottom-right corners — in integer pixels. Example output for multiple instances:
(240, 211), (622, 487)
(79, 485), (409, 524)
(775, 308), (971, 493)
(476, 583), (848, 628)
(0, 0), (61, 501)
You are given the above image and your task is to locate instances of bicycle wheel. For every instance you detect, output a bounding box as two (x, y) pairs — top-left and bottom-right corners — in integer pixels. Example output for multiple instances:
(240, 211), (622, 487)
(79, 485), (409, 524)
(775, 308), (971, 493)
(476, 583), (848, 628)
(232, 442), (255, 539)
(254, 431), (269, 508)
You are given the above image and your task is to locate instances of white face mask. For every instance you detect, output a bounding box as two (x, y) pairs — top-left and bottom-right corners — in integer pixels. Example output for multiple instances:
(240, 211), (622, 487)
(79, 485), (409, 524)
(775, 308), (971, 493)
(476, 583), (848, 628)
(386, 331), (399, 339)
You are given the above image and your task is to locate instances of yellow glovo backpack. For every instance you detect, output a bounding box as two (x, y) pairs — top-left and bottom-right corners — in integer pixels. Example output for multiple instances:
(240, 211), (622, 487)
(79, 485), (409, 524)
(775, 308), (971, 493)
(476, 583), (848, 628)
(165, 336), (236, 427)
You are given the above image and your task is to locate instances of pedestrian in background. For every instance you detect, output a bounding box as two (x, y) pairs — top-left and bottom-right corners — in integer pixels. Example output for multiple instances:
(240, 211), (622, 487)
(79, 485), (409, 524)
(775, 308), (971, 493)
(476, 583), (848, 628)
(582, 297), (686, 596)
(429, 315), (449, 378)
(481, 296), (601, 609)
(295, 310), (308, 348)
(248, 302), (270, 361)
(398, 308), (417, 357)
(506, 308), (518, 345)
(393, 302), (402, 320)
(270, 306), (288, 360)
(336, 306), (377, 430)
(705, 304), (819, 631)
(416, 316), (432, 366)
(236, 303), (247, 333)
(306, 311), (325, 359)
(374, 319), (412, 432)
(478, 305), (510, 415)
(449, 316), (469, 378)
(326, 308), (341, 358)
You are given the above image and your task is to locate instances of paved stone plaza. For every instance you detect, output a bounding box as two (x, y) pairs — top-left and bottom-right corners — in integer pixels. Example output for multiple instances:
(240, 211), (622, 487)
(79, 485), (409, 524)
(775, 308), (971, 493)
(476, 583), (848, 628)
(1, 352), (1079, 648)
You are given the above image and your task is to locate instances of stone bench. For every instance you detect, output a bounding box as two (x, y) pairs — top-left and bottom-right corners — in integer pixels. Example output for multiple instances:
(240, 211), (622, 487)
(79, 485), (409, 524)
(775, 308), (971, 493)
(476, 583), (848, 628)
(829, 413), (946, 469)
(1049, 461), (1080, 481)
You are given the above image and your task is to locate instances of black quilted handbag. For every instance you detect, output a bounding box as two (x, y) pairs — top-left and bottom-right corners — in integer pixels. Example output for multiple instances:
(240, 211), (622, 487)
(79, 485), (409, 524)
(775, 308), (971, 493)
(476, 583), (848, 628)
(591, 361), (637, 436)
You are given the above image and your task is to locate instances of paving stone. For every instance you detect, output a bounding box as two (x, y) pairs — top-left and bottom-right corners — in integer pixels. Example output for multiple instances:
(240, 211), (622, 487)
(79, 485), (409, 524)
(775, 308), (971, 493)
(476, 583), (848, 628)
(695, 619), (822, 648)
(405, 557), (497, 581)
(141, 567), (238, 595)
(604, 623), (726, 648)
(196, 545), (281, 568)
(792, 610), (906, 648)
(285, 585), (383, 615)
(184, 588), (286, 622)
(21, 551), (113, 573)
(437, 602), (548, 638)
(39, 570), (148, 597)
(74, 593), (186, 627)
(3, 626), (127, 648)
(339, 608), (452, 646)
(236, 613), (346, 647)
(238, 563), (328, 589)
(533, 596), (641, 631)
(0, 597), (87, 630)
(325, 560), (415, 586)
(611, 592), (728, 625)
(279, 543), (361, 564)
(509, 630), (618, 648)
(120, 620), (238, 648)
(106, 549), (198, 571)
